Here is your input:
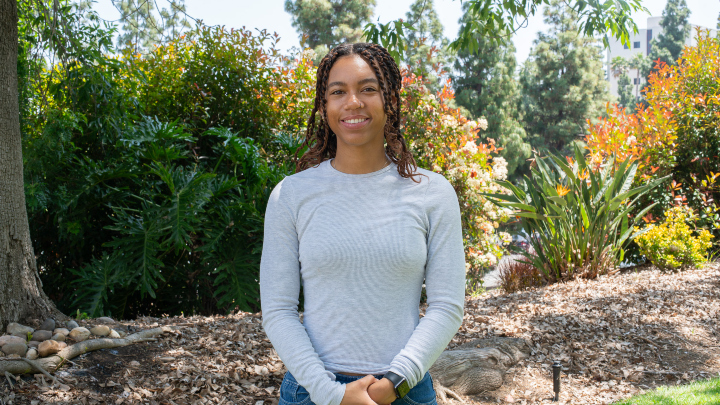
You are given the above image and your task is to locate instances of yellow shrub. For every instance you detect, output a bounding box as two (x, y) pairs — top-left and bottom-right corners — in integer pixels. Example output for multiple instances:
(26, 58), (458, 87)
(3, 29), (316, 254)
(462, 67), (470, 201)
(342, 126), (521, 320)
(635, 206), (714, 270)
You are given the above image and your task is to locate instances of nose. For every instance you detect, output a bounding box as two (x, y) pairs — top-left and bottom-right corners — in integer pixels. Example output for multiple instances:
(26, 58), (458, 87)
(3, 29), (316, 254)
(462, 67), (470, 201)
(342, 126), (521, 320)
(346, 93), (364, 109)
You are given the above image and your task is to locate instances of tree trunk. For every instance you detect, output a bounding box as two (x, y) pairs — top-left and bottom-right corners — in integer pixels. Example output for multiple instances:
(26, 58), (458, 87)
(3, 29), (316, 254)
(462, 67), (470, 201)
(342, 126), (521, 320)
(0, 0), (62, 330)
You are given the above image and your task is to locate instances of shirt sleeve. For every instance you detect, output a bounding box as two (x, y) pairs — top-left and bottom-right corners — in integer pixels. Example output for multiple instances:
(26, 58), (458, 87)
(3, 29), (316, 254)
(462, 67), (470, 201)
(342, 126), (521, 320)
(387, 174), (466, 388)
(260, 179), (347, 405)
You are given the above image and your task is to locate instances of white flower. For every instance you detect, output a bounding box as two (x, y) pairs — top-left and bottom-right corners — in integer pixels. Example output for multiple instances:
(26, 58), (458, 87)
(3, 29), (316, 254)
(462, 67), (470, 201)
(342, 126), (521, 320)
(626, 135), (637, 146)
(461, 140), (478, 155)
(477, 117), (489, 131)
(491, 157), (508, 180)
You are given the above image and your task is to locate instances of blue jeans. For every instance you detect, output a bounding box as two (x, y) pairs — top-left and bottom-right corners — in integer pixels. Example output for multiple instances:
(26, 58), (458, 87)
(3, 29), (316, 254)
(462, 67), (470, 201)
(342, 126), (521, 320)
(279, 371), (437, 405)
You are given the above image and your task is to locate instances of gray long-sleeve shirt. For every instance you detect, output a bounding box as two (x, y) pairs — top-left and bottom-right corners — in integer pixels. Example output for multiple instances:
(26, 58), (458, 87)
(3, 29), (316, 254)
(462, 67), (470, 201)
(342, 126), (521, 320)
(260, 159), (466, 405)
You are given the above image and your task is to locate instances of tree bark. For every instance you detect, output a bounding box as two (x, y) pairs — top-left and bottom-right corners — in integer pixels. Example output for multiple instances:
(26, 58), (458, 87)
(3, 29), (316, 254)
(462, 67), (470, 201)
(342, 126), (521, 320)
(0, 0), (62, 330)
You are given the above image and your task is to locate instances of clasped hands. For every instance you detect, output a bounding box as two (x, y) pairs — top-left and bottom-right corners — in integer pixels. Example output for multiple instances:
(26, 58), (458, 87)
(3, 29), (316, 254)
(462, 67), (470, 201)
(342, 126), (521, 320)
(340, 375), (398, 405)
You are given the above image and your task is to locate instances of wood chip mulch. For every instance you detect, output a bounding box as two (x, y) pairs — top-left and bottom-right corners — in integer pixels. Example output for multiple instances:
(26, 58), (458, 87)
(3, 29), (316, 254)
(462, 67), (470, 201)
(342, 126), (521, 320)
(4, 262), (719, 405)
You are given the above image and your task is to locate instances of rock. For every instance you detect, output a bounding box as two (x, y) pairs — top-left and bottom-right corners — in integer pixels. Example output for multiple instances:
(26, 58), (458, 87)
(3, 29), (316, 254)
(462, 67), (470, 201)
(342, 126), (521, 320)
(113, 329), (128, 338)
(31, 330), (52, 342)
(7, 354), (20, 359)
(7, 322), (33, 338)
(58, 341), (67, 349)
(39, 318), (56, 331)
(90, 325), (110, 337)
(96, 317), (116, 324)
(38, 340), (62, 357)
(53, 328), (70, 337)
(26, 348), (38, 360)
(0, 335), (26, 346)
(2, 342), (28, 356)
(66, 320), (79, 330)
(69, 327), (91, 342)
(28, 341), (40, 348)
(129, 360), (140, 367)
(52, 333), (66, 342)
(109, 330), (121, 339)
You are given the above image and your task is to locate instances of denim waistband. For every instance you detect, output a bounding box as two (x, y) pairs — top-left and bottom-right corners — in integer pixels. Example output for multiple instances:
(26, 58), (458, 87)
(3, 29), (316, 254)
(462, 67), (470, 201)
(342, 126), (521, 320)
(333, 372), (386, 383)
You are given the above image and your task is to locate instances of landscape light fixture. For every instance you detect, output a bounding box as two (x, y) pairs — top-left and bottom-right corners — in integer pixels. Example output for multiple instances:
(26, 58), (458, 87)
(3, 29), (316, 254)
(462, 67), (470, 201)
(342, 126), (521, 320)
(552, 360), (562, 401)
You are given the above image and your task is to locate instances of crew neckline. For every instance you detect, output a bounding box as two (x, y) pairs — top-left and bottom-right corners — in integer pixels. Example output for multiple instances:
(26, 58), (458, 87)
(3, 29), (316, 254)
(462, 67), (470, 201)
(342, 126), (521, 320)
(325, 158), (395, 178)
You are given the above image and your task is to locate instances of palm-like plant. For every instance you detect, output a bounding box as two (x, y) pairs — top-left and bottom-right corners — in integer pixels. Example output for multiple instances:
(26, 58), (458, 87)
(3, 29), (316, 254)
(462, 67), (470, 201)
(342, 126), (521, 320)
(486, 146), (668, 282)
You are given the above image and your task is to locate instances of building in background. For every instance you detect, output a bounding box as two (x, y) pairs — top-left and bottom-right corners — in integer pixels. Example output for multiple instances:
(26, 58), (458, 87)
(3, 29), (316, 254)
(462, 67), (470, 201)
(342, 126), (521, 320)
(606, 16), (717, 97)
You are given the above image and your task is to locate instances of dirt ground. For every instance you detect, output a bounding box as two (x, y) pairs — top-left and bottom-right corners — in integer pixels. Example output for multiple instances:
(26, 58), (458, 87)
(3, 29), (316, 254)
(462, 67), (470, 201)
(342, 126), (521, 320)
(2, 262), (718, 405)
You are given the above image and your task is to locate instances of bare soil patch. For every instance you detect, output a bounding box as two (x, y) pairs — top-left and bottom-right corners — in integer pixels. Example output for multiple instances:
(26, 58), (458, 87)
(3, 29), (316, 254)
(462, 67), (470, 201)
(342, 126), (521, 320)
(2, 262), (718, 405)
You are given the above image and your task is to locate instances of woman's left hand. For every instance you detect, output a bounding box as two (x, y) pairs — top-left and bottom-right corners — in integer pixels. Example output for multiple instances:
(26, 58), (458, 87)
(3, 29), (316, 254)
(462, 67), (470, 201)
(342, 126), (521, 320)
(367, 377), (397, 405)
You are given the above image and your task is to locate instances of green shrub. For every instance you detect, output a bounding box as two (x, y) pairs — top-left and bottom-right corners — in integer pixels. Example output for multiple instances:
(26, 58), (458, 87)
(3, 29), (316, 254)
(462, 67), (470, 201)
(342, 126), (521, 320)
(635, 206), (714, 270)
(487, 146), (667, 283)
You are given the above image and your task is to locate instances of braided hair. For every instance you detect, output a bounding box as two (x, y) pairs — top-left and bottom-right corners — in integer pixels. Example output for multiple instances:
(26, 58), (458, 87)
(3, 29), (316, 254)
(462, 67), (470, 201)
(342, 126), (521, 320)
(295, 43), (421, 181)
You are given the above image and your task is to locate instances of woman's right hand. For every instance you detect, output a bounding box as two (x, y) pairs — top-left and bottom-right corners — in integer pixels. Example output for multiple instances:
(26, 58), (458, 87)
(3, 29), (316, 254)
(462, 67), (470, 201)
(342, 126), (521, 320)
(340, 375), (381, 405)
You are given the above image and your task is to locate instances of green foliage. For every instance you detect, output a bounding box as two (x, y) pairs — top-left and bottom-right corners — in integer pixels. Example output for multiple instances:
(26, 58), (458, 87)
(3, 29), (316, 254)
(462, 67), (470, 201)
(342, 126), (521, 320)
(114, 0), (191, 53)
(402, 0), (453, 88)
(286, 0), (376, 60)
(362, 19), (413, 65)
(649, 0), (691, 69)
(520, 0), (610, 157)
(453, 4), (530, 179)
(635, 206), (714, 270)
(486, 146), (667, 283)
(612, 377), (720, 405)
(22, 23), (309, 318)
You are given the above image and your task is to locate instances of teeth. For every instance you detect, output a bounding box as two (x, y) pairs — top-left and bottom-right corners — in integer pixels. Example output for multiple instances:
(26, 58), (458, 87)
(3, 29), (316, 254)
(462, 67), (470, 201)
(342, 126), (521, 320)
(344, 118), (366, 124)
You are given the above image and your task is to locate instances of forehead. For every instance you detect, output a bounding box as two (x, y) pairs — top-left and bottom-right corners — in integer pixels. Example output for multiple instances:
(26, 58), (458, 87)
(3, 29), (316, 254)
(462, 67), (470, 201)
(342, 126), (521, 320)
(327, 55), (377, 85)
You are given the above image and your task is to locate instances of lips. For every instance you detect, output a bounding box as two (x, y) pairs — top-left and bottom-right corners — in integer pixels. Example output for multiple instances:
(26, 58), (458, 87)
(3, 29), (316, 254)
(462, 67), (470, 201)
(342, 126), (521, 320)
(340, 115), (370, 129)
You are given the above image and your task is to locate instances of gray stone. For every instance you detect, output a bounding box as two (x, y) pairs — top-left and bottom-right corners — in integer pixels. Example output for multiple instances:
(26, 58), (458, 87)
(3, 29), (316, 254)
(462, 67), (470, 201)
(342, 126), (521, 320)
(109, 330), (121, 339)
(96, 317), (116, 324)
(66, 320), (79, 330)
(113, 329), (128, 338)
(53, 328), (70, 337)
(52, 333), (65, 342)
(7, 322), (33, 338)
(31, 330), (52, 342)
(90, 325), (110, 337)
(28, 341), (40, 348)
(69, 327), (90, 342)
(2, 342), (28, 357)
(0, 335), (26, 346)
(38, 340), (61, 357)
(26, 348), (38, 360)
(39, 318), (56, 331)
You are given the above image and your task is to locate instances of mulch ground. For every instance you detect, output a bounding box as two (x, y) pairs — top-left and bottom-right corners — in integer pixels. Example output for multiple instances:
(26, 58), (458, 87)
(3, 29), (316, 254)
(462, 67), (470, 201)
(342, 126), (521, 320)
(3, 261), (718, 405)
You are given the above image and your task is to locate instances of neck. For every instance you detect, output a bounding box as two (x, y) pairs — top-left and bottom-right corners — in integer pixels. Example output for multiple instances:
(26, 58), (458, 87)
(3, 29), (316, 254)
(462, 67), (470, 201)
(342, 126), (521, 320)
(332, 146), (389, 174)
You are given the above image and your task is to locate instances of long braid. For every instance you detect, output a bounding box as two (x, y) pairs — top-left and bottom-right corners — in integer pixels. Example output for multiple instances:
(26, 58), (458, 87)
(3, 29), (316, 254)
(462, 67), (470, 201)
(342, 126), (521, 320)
(295, 43), (421, 182)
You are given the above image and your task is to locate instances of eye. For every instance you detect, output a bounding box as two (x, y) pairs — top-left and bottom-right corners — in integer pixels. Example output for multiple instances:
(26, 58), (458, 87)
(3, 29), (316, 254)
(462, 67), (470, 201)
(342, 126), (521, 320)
(330, 89), (344, 95)
(362, 87), (377, 92)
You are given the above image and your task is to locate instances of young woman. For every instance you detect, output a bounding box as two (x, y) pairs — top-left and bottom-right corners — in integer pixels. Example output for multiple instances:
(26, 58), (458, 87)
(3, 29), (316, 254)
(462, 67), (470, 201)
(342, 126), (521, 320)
(260, 43), (466, 405)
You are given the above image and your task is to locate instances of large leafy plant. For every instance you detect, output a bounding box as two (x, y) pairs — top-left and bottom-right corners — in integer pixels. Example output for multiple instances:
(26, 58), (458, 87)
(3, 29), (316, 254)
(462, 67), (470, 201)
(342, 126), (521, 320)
(487, 147), (667, 282)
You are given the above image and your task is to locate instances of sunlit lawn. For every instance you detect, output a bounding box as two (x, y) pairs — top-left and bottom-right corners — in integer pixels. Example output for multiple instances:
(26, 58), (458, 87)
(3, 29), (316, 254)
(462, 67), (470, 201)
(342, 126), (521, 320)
(613, 377), (720, 405)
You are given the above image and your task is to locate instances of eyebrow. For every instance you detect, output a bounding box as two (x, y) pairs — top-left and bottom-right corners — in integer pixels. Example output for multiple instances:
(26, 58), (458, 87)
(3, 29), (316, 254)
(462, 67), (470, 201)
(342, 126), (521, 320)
(327, 77), (379, 88)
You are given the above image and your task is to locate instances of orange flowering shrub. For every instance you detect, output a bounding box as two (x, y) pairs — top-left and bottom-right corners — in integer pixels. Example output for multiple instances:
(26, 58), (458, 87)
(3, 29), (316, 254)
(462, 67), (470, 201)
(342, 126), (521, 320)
(585, 29), (720, 248)
(401, 74), (512, 289)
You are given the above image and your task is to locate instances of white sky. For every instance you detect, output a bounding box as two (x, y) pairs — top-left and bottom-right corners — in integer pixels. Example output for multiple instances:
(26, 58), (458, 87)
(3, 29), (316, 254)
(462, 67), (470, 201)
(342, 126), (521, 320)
(90, 0), (720, 65)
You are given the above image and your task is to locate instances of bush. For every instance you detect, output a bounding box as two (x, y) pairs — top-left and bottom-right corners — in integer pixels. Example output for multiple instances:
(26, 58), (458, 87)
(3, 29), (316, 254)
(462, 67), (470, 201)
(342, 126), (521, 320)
(635, 206), (714, 270)
(498, 252), (544, 293)
(401, 74), (512, 289)
(487, 146), (667, 283)
(586, 29), (720, 255)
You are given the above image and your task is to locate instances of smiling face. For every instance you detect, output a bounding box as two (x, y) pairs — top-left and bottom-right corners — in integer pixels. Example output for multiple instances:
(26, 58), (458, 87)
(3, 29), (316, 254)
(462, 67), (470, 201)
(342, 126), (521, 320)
(324, 55), (388, 151)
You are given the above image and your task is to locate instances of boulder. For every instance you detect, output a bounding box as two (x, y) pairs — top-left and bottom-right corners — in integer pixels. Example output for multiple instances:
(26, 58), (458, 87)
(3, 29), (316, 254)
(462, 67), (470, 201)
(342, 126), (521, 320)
(31, 330), (52, 342)
(26, 348), (38, 360)
(53, 328), (70, 337)
(38, 340), (62, 357)
(52, 333), (66, 342)
(39, 318), (56, 331)
(96, 317), (116, 324)
(7, 322), (33, 338)
(109, 330), (121, 339)
(0, 335), (26, 346)
(69, 327), (91, 342)
(66, 320), (79, 330)
(2, 342), (28, 357)
(90, 325), (110, 337)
